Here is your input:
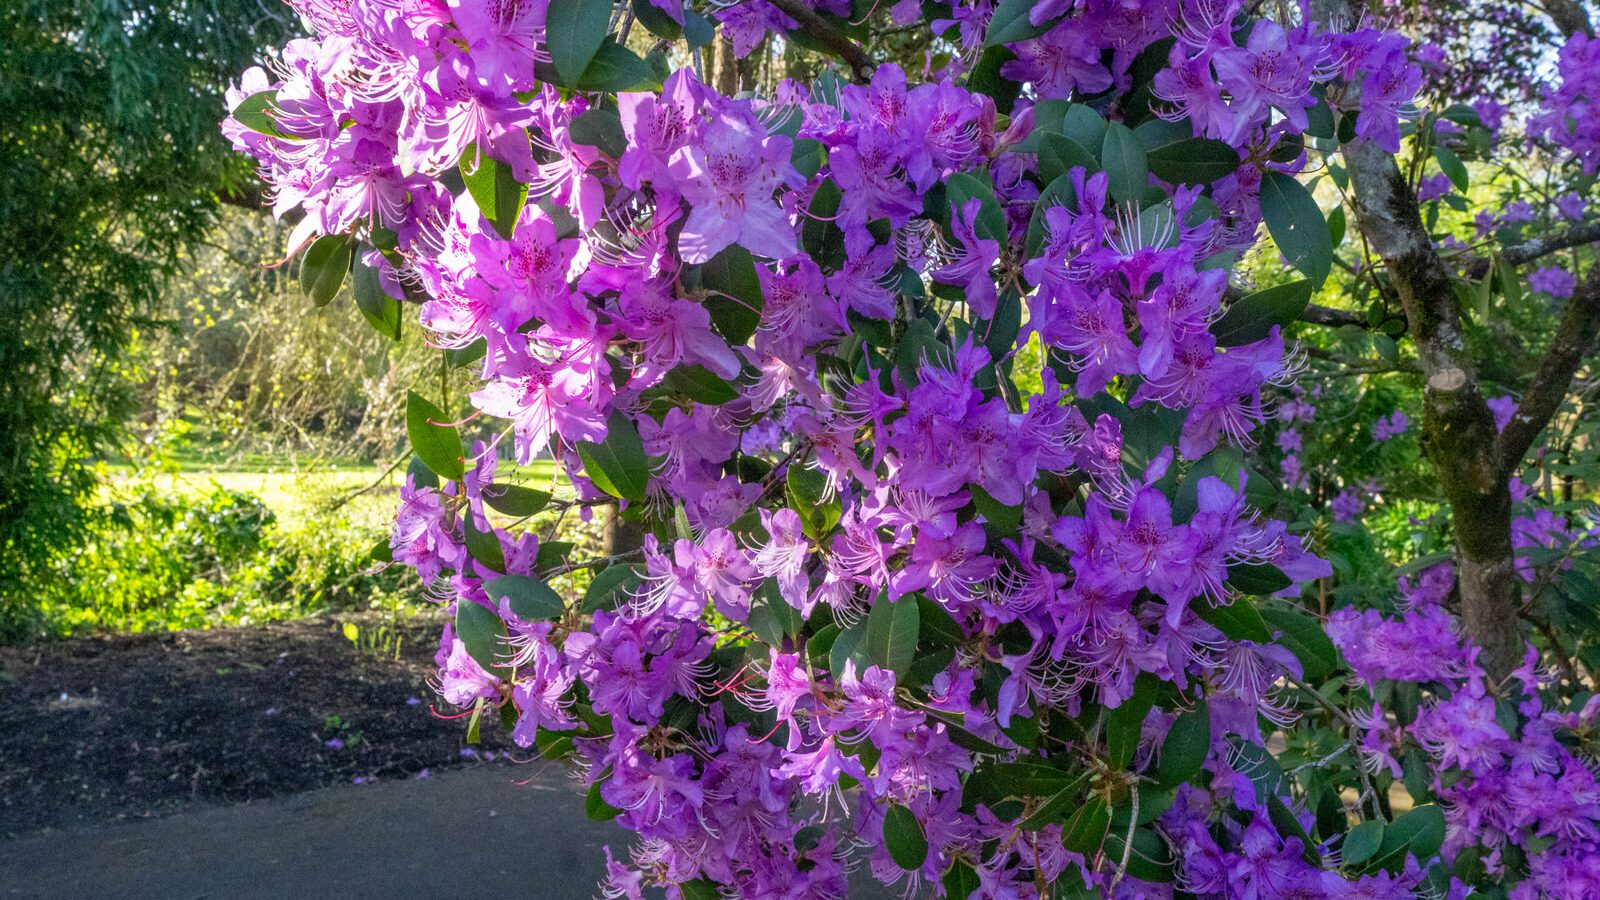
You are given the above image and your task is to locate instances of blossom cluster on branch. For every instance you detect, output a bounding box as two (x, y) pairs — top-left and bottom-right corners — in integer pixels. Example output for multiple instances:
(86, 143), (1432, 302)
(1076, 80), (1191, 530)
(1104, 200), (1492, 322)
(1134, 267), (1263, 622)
(225, 0), (1600, 896)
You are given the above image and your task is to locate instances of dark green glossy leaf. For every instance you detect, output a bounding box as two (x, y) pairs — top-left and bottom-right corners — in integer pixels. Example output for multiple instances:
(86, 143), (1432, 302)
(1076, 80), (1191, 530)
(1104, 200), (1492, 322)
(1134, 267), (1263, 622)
(460, 144), (528, 240)
(464, 514), (506, 573)
(1100, 121), (1148, 204)
(866, 592), (919, 677)
(884, 804), (929, 870)
(700, 244), (764, 344)
(1061, 796), (1111, 855)
(1227, 563), (1293, 595)
(1211, 280), (1315, 347)
(663, 364), (739, 405)
(786, 463), (841, 540)
(406, 391), (464, 481)
(545, 0), (612, 85)
(1261, 602), (1340, 682)
(483, 575), (567, 620)
(455, 600), (507, 676)
(1261, 171), (1333, 286)
(481, 483), (552, 517)
(582, 563), (643, 614)
(1157, 702), (1210, 785)
(351, 255), (402, 341)
(300, 233), (353, 307)
(575, 411), (650, 501)
(1342, 819), (1385, 867)
(1193, 597), (1274, 643)
(575, 39), (660, 91)
(984, 0), (1060, 46)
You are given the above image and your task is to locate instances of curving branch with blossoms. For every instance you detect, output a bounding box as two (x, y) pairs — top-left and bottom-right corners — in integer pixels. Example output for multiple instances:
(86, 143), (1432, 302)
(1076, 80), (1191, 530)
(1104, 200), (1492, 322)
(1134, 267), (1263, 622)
(224, 0), (1600, 897)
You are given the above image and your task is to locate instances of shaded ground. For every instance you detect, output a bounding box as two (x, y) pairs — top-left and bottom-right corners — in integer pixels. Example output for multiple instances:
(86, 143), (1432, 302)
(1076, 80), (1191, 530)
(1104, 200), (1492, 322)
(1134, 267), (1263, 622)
(0, 614), (509, 837)
(0, 764), (621, 900)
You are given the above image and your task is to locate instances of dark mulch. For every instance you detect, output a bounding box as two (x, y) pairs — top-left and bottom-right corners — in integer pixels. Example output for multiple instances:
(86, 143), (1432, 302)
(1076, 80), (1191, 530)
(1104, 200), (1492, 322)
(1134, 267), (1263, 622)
(0, 614), (510, 838)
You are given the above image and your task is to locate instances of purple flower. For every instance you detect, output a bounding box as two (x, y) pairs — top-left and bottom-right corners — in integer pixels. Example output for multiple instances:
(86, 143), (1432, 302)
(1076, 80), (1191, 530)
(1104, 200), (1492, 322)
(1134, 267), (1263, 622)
(669, 113), (800, 263)
(1528, 265), (1576, 298)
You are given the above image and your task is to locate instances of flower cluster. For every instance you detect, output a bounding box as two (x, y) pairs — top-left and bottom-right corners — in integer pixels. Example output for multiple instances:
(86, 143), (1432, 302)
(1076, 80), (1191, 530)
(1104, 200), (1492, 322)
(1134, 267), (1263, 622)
(1532, 34), (1600, 175)
(214, 0), (1600, 897)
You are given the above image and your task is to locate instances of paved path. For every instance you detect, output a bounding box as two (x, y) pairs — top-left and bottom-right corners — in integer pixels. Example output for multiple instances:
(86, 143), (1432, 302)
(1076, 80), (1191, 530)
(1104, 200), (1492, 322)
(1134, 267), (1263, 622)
(2, 765), (900, 900)
(0, 764), (621, 900)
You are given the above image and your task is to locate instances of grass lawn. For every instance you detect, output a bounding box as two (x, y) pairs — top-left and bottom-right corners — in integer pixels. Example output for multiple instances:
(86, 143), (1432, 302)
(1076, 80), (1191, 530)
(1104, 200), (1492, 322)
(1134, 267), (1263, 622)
(99, 457), (566, 526)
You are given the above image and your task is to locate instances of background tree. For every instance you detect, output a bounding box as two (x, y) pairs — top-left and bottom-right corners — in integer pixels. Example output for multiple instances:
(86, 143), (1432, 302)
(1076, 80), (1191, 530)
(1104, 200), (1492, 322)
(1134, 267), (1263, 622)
(0, 0), (294, 635)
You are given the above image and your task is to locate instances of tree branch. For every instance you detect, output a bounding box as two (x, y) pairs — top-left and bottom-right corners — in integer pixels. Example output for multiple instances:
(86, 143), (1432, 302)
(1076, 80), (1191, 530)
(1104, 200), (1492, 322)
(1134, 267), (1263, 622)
(1301, 303), (1368, 328)
(763, 0), (876, 83)
(1495, 267), (1600, 472)
(1461, 219), (1600, 280)
(1540, 0), (1594, 38)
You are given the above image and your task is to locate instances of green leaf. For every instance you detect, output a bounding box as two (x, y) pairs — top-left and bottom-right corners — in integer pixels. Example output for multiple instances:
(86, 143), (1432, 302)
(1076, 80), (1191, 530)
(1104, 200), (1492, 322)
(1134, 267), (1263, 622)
(630, 0), (682, 38)
(1434, 146), (1469, 193)
(1211, 280), (1315, 347)
(464, 515), (507, 573)
(866, 592), (920, 677)
(829, 623), (870, 679)
(786, 464), (841, 540)
(483, 575), (567, 620)
(1157, 702), (1211, 785)
(699, 244), (764, 344)
(406, 391), (465, 481)
(945, 172), (1008, 242)
(535, 540), (575, 574)
(232, 91), (302, 141)
(984, 0), (1060, 46)
(455, 601), (508, 676)
(1145, 138), (1241, 185)
(582, 563), (643, 614)
(1107, 673), (1157, 769)
(966, 46), (1020, 114)
(1260, 171), (1334, 286)
(481, 483), (552, 517)
(1062, 104), (1107, 152)
(677, 879), (719, 900)
(575, 411), (650, 501)
(1018, 774), (1089, 830)
(460, 145), (528, 240)
(1367, 805), (1445, 872)
(300, 234), (353, 307)
(1036, 133), (1099, 187)
(942, 862), (981, 898)
(1327, 205), (1347, 249)
(747, 581), (804, 646)
(351, 255), (402, 341)
(663, 364), (739, 405)
(1061, 796), (1110, 855)
(883, 805), (929, 870)
(1227, 563), (1293, 595)
(569, 107), (626, 159)
(1260, 602), (1340, 682)
(575, 39), (659, 92)
(1100, 121), (1148, 204)
(585, 781), (622, 820)
(1193, 598), (1274, 643)
(1342, 819), (1385, 867)
(545, 0), (612, 85)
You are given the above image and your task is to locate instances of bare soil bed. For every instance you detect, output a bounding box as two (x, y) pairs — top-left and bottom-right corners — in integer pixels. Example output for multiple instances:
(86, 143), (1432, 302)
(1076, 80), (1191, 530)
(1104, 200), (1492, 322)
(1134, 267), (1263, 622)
(0, 614), (508, 837)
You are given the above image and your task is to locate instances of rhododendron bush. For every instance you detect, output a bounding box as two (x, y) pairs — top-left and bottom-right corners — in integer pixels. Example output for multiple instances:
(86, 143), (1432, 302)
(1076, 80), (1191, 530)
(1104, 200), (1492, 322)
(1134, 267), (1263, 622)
(224, 0), (1600, 896)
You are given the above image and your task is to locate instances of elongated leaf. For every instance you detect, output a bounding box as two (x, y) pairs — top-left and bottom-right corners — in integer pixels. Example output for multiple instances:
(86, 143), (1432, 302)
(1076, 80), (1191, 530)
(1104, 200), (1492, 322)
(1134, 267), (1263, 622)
(883, 805), (929, 870)
(1107, 673), (1157, 769)
(1261, 171), (1333, 286)
(663, 364), (739, 405)
(942, 862), (981, 898)
(406, 391), (464, 481)
(1434, 146), (1469, 193)
(352, 257), (402, 341)
(984, 0), (1059, 46)
(1260, 602), (1340, 681)
(232, 91), (303, 140)
(1063, 104), (1107, 151)
(575, 411), (650, 501)
(481, 483), (552, 517)
(829, 623), (870, 680)
(700, 244), (764, 344)
(1036, 133), (1098, 186)
(1061, 796), (1111, 854)
(1227, 563), (1293, 595)
(461, 145), (528, 240)
(1193, 597), (1273, 643)
(483, 575), (567, 620)
(464, 515), (507, 573)
(569, 107), (626, 159)
(300, 234), (353, 307)
(786, 464), (841, 540)
(455, 601), (508, 676)
(545, 0), (612, 86)
(747, 581), (804, 645)
(1342, 819), (1385, 867)
(1212, 280), (1314, 347)
(1100, 121), (1148, 204)
(945, 172), (1008, 242)
(1018, 774), (1088, 830)
(1157, 702), (1211, 785)
(866, 593), (920, 677)
(582, 563), (643, 614)
(585, 781), (622, 820)
(1146, 138), (1241, 185)
(575, 39), (659, 92)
